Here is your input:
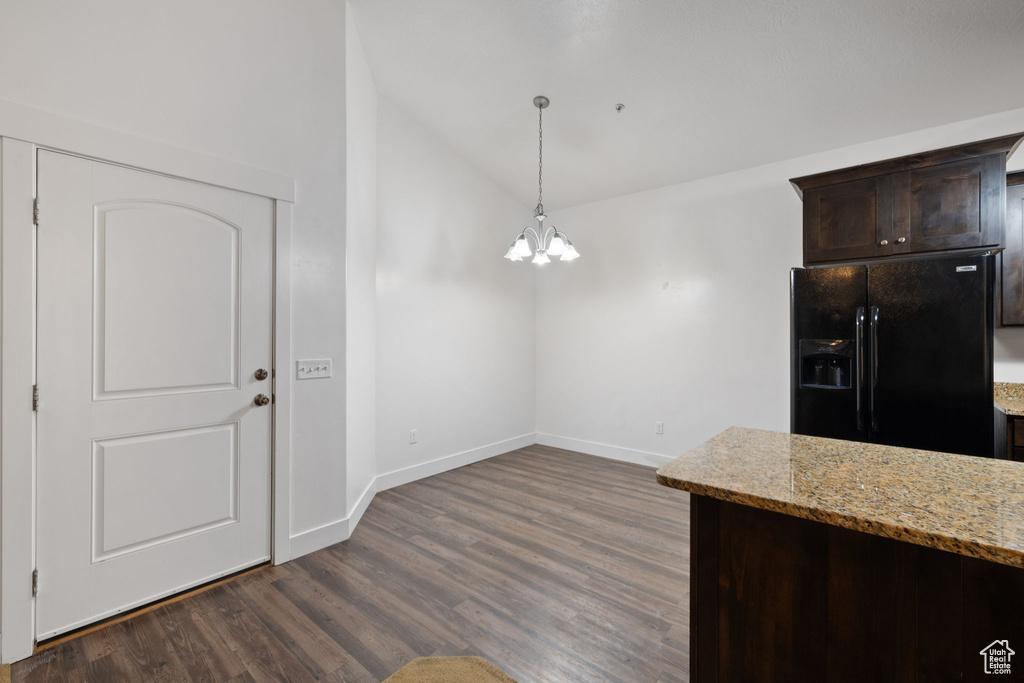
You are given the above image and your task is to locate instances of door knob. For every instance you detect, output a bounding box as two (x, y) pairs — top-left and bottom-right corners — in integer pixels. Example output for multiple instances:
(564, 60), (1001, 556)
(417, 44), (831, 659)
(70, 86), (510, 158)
(254, 368), (268, 380)
(879, 239), (889, 246)
(254, 394), (270, 407)
(896, 237), (906, 244)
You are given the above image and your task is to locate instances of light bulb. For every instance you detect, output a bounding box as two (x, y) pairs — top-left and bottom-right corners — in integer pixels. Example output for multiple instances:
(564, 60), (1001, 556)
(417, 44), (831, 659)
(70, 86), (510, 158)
(513, 234), (532, 257)
(533, 250), (550, 264)
(561, 243), (579, 261)
(547, 234), (566, 256)
(503, 245), (518, 260)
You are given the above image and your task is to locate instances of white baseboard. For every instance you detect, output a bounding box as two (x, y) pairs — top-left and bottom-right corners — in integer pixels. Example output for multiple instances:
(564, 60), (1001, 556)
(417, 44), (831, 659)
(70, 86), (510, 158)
(535, 433), (674, 468)
(288, 478), (376, 560)
(375, 433), (537, 491)
(288, 519), (348, 561)
(346, 478), (376, 535)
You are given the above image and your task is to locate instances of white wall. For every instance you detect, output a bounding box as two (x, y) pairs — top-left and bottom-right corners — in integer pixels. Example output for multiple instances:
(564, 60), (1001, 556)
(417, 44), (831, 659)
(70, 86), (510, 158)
(376, 98), (536, 485)
(344, 5), (378, 525)
(0, 0), (349, 543)
(538, 106), (1024, 462)
(995, 332), (1024, 382)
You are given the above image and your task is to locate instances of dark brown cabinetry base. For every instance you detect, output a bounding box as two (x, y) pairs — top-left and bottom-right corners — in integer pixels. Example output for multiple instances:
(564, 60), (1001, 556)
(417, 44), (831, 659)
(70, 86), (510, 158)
(691, 495), (1024, 682)
(1005, 416), (1024, 461)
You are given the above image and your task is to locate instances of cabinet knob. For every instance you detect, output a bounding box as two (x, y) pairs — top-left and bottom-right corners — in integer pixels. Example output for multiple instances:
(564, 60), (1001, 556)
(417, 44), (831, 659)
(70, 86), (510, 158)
(879, 240), (889, 246)
(896, 237), (906, 244)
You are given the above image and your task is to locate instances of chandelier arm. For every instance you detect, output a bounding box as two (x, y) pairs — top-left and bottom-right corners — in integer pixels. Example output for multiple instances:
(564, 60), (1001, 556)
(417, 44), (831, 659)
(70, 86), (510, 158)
(523, 227), (542, 248)
(543, 225), (558, 248)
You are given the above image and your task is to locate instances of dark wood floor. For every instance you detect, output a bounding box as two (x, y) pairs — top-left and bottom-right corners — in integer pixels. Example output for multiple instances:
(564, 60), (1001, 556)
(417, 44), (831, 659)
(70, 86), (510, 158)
(13, 445), (691, 682)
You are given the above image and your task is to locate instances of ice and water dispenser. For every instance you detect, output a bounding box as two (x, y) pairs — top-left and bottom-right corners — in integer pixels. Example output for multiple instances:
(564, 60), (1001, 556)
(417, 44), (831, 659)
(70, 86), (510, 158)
(798, 339), (854, 389)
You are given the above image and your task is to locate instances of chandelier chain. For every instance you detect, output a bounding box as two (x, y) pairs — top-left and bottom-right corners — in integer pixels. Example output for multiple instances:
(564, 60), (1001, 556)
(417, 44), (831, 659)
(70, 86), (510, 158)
(537, 105), (543, 212)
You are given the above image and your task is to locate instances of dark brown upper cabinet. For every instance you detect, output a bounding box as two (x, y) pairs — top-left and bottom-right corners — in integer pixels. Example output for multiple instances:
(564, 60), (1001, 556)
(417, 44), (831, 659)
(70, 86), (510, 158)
(791, 133), (1024, 267)
(1001, 171), (1024, 325)
(891, 155), (1004, 254)
(801, 176), (893, 263)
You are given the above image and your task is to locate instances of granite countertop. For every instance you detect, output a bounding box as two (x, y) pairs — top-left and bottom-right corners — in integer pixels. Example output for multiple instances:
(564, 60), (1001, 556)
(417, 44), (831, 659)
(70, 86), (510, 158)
(656, 427), (1024, 568)
(995, 382), (1024, 417)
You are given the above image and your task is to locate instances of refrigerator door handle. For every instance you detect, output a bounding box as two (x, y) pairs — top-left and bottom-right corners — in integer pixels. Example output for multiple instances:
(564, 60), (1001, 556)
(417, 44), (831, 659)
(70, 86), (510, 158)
(855, 307), (866, 431)
(869, 306), (879, 432)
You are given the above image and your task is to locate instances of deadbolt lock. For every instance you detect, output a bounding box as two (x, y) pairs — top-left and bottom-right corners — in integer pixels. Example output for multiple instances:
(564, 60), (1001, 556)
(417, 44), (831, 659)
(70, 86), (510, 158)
(254, 368), (269, 381)
(254, 394), (270, 407)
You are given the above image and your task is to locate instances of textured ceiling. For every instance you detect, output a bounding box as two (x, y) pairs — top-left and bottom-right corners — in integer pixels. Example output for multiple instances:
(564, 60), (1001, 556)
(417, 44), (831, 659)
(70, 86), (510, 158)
(349, 0), (1024, 210)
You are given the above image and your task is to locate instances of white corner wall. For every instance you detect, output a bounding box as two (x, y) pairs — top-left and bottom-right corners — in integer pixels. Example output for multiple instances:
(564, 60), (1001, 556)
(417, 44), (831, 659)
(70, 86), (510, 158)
(538, 105), (1024, 463)
(0, 0), (350, 551)
(343, 3), (378, 537)
(375, 98), (536, 487)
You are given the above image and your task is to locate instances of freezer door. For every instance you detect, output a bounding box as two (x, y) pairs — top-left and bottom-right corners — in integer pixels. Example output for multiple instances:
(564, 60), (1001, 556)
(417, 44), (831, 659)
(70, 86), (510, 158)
(791, 265), (868, 441)
(867, 254), (994, 457)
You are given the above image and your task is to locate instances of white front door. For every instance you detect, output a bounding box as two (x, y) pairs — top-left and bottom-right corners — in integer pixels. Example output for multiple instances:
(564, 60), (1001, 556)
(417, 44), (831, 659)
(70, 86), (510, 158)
(35, 150), (273, 640)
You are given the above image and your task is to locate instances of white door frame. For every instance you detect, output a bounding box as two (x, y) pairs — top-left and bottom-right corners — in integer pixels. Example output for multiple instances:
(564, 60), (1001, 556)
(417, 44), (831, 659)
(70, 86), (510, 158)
(0, 99), (296, 663)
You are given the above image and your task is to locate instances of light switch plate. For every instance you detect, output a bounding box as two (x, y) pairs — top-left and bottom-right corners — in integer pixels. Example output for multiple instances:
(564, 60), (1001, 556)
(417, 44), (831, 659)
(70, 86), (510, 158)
(296, 358), (332, 379)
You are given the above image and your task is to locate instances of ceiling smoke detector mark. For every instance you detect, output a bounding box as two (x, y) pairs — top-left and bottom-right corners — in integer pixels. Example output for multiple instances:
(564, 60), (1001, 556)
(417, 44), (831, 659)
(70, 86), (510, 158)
(615, 103), (625, 113)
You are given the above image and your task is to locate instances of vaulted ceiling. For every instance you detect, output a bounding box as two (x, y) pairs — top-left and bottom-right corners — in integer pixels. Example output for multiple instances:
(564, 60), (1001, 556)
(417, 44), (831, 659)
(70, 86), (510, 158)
(349, 0), (1024, 210)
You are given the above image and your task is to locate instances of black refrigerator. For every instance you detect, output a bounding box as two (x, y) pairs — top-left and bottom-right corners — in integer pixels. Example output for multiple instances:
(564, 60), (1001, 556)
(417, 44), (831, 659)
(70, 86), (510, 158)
(791, 252), (1004, 458)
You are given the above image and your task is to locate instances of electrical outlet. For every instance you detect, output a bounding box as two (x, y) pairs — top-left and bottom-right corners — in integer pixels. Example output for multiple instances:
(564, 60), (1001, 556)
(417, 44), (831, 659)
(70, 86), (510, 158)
(655, 421), (664, 435)
(410, 429), (418, 444)
(296, 359), (332, 379)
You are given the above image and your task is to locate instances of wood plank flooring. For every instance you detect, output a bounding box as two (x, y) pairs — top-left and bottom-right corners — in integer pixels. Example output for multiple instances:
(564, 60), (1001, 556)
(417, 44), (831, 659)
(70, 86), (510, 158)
(12, 445), (691, 682)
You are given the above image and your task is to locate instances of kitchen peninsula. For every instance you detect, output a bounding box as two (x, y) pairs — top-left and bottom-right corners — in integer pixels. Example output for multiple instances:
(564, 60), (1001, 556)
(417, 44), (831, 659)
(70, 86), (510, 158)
(657, 427), (1024, 682)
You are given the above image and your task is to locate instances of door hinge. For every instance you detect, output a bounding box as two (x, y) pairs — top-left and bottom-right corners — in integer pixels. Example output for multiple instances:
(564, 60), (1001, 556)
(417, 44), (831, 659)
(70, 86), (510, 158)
(32, 569), (38, 597)
(32, 384), (39, 412)
(33, 198), (40, 226)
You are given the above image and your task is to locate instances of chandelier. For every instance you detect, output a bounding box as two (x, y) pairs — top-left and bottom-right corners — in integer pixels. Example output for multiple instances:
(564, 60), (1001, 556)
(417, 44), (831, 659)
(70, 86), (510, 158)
(504, 96), (579, 264)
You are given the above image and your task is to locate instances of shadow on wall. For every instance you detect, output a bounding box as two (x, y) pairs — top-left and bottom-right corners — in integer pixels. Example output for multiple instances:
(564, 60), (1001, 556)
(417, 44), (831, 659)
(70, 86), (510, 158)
(994, 326), (1024, 382)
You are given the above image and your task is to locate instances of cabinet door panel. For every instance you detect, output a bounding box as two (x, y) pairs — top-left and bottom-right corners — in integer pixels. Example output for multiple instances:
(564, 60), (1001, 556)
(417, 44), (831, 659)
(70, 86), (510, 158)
(717, 501), (827, 683)
(803, 176), (892, 264)
(1001, 179), (1024, 325)
(893, 155), (1005, 254)
(825, 527), (917, 683)
(1014, 417), (1024, 446)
